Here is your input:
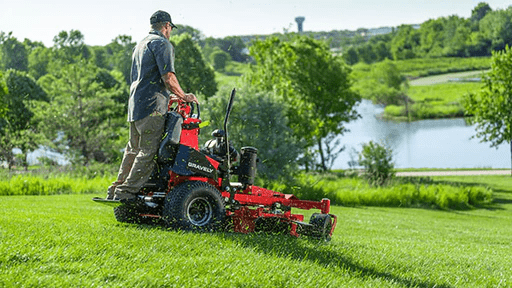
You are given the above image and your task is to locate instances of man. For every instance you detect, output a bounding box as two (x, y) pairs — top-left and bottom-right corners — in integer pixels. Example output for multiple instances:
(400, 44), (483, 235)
(107, 10), (198, 201)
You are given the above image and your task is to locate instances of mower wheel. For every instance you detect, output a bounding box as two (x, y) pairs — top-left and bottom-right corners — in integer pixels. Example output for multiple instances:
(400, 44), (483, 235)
(163, 181), (225, 232)
(309, 213), (333, 241)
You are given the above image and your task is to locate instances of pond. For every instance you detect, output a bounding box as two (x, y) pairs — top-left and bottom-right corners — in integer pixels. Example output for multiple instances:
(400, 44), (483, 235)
(331, 100), (510, 169)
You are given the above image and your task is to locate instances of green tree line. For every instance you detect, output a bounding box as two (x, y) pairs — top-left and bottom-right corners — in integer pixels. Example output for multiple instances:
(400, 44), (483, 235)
(341, 2), (512, 64)
(0, 26), (360, 177)
(0, 29), (218, 170)
(3, 2), (507, 175)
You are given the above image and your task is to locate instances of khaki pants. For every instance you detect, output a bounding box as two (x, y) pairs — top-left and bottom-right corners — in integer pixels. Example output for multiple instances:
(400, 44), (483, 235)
(113, 114), (165, 197)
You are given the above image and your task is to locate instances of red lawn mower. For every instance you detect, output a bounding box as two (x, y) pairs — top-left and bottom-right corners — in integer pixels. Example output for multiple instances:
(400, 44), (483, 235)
(94, 89), (337, 240)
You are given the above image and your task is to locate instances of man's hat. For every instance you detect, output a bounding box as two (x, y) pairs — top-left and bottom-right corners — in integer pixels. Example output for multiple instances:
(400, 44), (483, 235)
(150, 10), (177, 28)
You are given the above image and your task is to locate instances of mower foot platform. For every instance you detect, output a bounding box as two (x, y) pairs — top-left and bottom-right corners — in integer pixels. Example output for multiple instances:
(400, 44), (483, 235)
(92, 197), (122, 207)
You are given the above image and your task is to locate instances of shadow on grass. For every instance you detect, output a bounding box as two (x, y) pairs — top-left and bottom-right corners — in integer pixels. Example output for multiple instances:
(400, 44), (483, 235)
(124, 221), (451, 287)
(219, 233), (453, 288)
(124, 210), (455, 287)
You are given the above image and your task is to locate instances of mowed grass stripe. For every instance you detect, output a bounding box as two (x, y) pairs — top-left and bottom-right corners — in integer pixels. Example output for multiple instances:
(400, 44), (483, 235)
(1, 182), (511, 287)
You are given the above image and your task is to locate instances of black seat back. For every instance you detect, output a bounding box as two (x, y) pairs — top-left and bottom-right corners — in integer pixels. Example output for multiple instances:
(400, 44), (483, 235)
(157, 112), (183, 164)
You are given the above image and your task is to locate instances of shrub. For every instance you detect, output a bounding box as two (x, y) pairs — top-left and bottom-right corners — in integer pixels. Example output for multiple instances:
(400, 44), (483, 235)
(211, 50), (231, 71)
(200, 85), (305, 182)
(383, 105), (404, 117)
(285, 173), (493, 210)
(358, 141), (395, 186)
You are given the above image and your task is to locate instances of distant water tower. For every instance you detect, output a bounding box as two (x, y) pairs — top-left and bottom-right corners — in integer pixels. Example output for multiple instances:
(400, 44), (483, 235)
(295, 16), (305, 33)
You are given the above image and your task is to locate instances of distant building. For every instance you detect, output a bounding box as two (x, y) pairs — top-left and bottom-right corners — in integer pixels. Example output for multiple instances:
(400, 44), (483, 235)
(295, 17), (305, 33)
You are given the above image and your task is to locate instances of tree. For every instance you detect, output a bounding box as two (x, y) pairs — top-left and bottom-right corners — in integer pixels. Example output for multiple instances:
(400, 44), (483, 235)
(102, 35), (135, 84)
(0, 71), (7, 117)
(471, 2), (492, 26)
(359, 141), (395, 186)
(0, 33), (28, 71)
(0, 72), (12, 168)
(356, 59), (408, 105)
(417, 16), (471, 57)
(216, 36), (248, 62)
(418, 18), (445, 57)
(200, 85), (305, 182)
(446, 24), (471, 57)
(0, 70), (48, 169)
(171, 34), (217, 98)
(372, 41), (392, 62)
(463, 45), (512, 173)
(27, 45), (51, 80)
(203, 36), (248, 63)
(172, 25), (205, 42)
(479, 7), (512, 52)
(50, 30), (91, 67)
(356, 44), (377, 64)
(211, 49), (231, 71)
(246, 36), (361, 171)
(390, 25), (420, 60)
(342, 46), (359, 65)
(35, 60), (128, 164)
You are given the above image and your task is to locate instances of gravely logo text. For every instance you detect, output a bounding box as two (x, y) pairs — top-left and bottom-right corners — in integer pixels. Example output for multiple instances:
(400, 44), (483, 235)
(187, 162), (214, 173)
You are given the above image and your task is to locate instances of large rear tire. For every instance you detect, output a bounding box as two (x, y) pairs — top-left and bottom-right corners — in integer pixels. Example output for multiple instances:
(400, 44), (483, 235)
(163, 181), (225, 232)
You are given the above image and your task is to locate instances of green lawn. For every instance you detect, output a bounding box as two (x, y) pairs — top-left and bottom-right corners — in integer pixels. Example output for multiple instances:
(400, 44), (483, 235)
(391, 57), (491, 78)
(1, 175), (511, 287)
(383, 81), (482, 120)
(409, 70), (488, 86)
(408, 82), (481, 104)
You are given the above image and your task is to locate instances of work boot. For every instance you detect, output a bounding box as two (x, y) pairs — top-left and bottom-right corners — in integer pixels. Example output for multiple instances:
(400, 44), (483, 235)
(105, 185), (116, 200)
(106, 180), (125, 200)
(114, 191), (138, 201)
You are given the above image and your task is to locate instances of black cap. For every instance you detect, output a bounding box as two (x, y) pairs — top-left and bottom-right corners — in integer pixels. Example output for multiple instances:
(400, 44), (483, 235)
(150, 10), (177, 28)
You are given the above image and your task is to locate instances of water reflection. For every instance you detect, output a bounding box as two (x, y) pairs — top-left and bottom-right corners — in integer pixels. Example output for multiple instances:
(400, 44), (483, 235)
(333, 100), (510, 169)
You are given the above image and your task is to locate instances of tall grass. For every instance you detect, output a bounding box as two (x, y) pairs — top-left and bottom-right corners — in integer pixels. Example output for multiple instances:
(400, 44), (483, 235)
(383, 102), (465, 120)
(289, 173), (493, 210)
(391, 57), (491, 78)
(0, 175), (112, 196)
(2, 170), (493, 210)
(351, 57), (491, 79)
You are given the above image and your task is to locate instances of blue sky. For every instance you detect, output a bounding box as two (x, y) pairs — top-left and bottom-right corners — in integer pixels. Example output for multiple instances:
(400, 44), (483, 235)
(1, 0), (511, 46)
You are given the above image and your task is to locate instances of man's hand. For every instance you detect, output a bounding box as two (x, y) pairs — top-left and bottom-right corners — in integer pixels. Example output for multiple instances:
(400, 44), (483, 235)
(184, 93), (199, 104)
(169, 94), (180, 102)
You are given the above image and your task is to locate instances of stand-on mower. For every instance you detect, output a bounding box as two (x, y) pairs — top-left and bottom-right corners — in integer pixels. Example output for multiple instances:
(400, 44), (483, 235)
(94, 89), (337, 240)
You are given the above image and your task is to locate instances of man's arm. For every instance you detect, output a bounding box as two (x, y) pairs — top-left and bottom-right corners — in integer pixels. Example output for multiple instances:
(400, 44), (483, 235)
(162, 72), (198, 103)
